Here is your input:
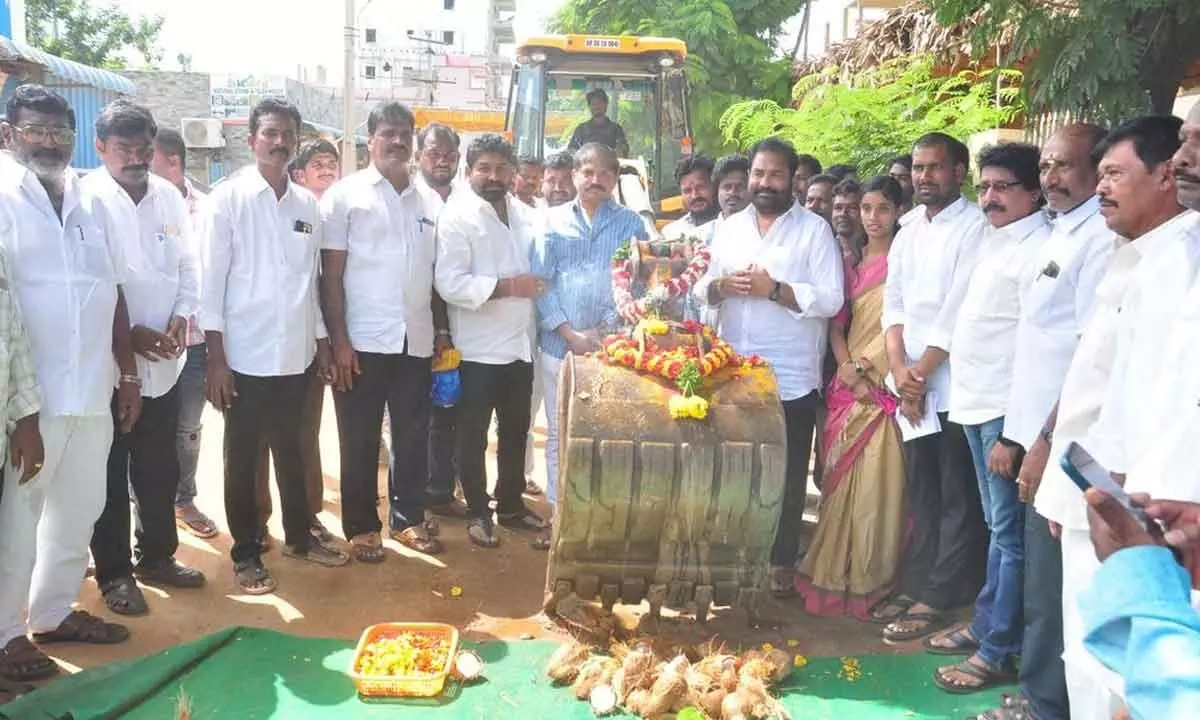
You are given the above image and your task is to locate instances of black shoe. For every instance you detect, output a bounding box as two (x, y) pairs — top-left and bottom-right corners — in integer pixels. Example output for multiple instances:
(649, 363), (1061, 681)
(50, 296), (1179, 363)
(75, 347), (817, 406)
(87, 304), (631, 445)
(134, 559), (206, 589)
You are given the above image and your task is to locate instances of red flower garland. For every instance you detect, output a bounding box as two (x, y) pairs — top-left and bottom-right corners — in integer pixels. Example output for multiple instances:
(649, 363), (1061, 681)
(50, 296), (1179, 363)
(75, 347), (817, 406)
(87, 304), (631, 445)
(612, 245), (711, 324)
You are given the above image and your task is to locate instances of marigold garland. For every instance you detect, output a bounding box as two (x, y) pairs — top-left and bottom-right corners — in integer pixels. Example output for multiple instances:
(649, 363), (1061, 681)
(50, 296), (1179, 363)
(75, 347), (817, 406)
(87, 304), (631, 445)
(611, 240), (711, 324)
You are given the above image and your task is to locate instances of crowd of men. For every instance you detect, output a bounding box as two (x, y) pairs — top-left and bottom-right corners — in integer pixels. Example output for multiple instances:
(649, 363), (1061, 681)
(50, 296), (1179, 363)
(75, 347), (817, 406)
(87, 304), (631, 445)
(0, 80), (1197, 718)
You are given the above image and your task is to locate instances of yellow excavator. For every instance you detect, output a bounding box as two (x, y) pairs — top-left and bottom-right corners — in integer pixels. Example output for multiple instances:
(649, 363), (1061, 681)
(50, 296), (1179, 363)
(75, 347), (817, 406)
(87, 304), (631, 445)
(505, 34), (692, 219)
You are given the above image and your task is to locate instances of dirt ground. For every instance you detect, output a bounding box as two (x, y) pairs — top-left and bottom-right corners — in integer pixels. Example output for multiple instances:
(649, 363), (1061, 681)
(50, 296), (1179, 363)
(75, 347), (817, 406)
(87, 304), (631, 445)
(41, 390), (927, 681)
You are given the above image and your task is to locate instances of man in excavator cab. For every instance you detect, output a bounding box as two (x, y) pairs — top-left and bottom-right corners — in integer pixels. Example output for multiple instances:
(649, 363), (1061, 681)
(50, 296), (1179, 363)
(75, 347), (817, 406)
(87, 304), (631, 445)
(566, 88), (630, 159)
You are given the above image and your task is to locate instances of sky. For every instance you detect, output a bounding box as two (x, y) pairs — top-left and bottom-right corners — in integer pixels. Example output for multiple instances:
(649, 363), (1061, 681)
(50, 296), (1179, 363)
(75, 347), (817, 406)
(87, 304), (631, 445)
(110, 0), (566, 80)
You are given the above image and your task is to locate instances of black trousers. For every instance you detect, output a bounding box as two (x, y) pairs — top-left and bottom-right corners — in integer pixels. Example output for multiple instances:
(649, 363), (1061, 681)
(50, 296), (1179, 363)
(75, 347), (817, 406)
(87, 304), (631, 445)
(897, 413), (988, 609)
(254, 371), (326, 524)
(457, 360), (532, 518)
(426, 404), (459, 505)
(91, 387), (182, 587)
(771, 391), (820, 568)
(1019, 512), (1070, 720)
(333, 351), (431, 539)
(224, 370), (311, 563)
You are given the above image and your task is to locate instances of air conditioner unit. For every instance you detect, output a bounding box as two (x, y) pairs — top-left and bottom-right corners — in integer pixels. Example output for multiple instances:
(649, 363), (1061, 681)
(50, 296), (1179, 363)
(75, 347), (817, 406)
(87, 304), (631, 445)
(181, 118), (225, 149)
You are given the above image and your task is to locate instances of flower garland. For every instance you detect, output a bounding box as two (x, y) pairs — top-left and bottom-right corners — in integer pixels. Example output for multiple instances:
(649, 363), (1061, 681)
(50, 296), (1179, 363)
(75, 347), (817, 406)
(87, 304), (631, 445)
(611, 240), (711, 324)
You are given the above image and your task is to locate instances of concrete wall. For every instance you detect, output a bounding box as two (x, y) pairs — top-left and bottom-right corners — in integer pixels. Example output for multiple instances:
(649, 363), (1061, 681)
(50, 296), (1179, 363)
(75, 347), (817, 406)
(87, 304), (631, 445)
(121, 70), (218, 185)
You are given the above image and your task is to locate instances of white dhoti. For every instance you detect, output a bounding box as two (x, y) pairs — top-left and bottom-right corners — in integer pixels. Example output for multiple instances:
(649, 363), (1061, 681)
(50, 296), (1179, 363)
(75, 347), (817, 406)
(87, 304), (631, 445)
(538, 352), (564, 510)
(1061, 526), (1124, 719)
(0, 415), (113, 645)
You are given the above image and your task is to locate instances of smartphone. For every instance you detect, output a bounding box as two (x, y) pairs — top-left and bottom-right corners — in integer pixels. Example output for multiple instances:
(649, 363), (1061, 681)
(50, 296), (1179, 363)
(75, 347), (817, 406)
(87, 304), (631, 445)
(1059, 441), (1150, 529)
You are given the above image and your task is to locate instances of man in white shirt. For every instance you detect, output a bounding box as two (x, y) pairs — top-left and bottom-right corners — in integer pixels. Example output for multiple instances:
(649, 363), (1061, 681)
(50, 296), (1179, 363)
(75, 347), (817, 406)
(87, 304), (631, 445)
(703, 154), (751, 237)
(695, 136), (844, 595)
(152, 128), (221, 541)
(540, 151), (577, 209)
(514, 155), (543, 208)
(880, 132), (988, 644)
(0, 85), (141, 675)
(414, 124), (470, 520)
(83, 101), (205, 617)
(662, 153), (718, 240)
(200, 98), (345, 595)
(931, 143), (1050, 692)
(1058, 116), (1196, 720)
(435, 133), (546, 548)
(321, 102), (446, 561)
(970, 123), (1112, 720)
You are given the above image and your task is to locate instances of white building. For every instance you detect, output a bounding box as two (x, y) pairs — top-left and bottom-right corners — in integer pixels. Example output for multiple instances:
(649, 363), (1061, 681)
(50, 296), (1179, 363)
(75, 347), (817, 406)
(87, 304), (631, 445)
(787, 0), (904, 61)
(355, 0), (515, 109)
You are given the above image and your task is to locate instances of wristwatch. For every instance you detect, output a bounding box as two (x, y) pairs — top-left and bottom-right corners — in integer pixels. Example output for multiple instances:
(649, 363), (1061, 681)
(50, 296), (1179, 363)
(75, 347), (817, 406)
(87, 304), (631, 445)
(768, 281), (781, 302)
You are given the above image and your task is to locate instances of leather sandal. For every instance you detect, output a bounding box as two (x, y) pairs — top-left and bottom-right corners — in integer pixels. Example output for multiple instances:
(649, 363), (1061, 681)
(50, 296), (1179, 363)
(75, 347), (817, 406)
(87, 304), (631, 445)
(934, 657), (1017, 695)
(100, 577), (148, 616)
(923, 625), (980, 655)
(0, 637), (58, 681)
(234, 560), (277, 595)
(391, 526), (444, 555)
(466, 517), (500, 548)
(33, 610), (129, 645)
(134, 559), (206, 589)
(350, 532), (386, 563)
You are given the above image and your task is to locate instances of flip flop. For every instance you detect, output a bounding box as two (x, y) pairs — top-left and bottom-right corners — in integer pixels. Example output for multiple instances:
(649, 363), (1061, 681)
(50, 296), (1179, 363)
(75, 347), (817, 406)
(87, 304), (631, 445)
(883, 610), (952, 645)
(498, 508), (548, 532)
(32, 610), (129, 645)
(350, 532), (386, 563)
(467, 517), (500, 548)
(923, 625), (980, 655)
(934, 658), (1017, 695)
(391, 526), (444, 555)
(869, 592), (916, 624)
(234, 560), (277, 595)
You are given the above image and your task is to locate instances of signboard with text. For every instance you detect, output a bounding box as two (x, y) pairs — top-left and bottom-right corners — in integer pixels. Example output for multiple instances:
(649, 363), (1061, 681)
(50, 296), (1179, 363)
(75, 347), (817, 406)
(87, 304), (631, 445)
(210, 74), (287, 119)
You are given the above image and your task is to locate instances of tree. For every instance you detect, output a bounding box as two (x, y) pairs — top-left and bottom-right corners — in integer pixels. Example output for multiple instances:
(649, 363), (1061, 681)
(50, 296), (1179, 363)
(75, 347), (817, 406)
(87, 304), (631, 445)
(720, 56), (1024, 175)
(25, 0), (164, 70)
(548, 0), (801, 153)
(928, 0), (1200, 121)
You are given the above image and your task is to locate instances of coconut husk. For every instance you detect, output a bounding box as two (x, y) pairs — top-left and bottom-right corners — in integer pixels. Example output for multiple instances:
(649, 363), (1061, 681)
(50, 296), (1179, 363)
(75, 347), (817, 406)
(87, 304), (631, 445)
(546, 640), (593, 684)
(572, 655), (619, 700)
(614, 644), (657, 702)
(639, 655), (690, 717)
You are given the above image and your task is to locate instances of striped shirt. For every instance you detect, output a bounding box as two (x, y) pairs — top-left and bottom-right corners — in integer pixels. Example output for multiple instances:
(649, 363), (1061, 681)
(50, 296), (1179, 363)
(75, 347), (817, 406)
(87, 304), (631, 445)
(532, 199), (648, 360)
(0, 245), (41, 465)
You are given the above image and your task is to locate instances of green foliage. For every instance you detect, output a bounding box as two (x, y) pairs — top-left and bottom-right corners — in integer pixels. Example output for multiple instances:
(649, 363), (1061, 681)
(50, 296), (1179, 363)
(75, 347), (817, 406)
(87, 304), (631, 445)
(928, 0), (1200, 120)
(719, 56), (1024, 175)
(25, 0), (164, 70)
(548, 0), (800, 154)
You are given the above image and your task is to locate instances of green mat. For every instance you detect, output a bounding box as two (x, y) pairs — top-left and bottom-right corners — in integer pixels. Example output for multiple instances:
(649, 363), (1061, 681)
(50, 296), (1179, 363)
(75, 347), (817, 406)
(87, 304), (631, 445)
(0, 627), (1006, 719)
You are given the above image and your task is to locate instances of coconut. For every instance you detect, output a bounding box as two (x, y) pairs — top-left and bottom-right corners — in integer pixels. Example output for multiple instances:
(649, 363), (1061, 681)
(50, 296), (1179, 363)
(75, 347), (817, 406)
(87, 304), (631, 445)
(625, 688), (652, 716)
(699, 688), (728, 718)
(639, 655), (690, 717)
(614, 644), (657, 701)
(589, 683), (618, 716)
(763, 649), (792, 685)
(721, 687), (757, 720)
(739, 678), (791, 720)
(719, 659), (740, 693)
(546, 640), (593, 684)
(738, 657), (774, 685)
(454, 650), (484, 682)
(573, 656), (620, 700)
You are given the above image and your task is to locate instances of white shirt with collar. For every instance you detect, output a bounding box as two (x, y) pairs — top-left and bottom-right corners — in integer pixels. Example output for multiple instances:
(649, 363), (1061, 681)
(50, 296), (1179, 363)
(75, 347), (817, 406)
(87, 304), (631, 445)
(882, 196), (988, 413)
(80, 170), (199, 398)
(1086, 210), (1200, 478)
(948, 211), (1050, 426)
(434, 190), (535, 365)
(321, 166), (436, 358)
(694, 201), (844, 401)
(0, 159), (120, 417)
(414, 174), (462, 218)
(1035, 215), (1185, 529)
(1004, 196), (1116, 450)
(199, 168), (327, 377)
(662, 212), (710, 241)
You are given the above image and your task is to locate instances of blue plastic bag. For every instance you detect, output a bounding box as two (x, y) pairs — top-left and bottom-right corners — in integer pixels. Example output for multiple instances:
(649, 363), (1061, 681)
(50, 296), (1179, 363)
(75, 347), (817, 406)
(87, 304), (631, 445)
(431, 368), (461, 408)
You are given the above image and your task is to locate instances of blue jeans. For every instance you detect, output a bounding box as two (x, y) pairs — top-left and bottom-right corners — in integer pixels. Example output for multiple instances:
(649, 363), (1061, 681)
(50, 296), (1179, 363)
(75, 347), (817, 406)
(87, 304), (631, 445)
(963, 416), (1025, 668)
(174, 343), (207, 505)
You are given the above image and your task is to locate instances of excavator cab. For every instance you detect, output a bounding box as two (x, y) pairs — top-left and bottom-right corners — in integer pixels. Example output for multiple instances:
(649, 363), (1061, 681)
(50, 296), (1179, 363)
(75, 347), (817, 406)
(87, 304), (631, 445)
(505, 35), (692, 218)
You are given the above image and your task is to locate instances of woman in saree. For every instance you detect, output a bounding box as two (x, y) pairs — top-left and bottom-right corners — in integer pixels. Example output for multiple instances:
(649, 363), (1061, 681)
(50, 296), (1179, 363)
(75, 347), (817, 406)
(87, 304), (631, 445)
(795, 176), (907, 619)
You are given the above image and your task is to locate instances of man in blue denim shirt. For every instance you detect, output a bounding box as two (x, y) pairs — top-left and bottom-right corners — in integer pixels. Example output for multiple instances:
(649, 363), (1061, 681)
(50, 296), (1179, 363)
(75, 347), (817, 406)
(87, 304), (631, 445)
(1081, 489), (1200, 720)
(531, 142), (648, 549)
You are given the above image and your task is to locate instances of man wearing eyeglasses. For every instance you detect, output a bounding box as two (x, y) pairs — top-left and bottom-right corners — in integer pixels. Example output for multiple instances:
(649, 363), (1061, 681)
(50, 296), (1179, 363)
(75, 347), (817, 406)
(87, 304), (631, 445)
(929, 143), (1051, 695)
(81, 100), (205, 618)
(0, 85), (141, 681)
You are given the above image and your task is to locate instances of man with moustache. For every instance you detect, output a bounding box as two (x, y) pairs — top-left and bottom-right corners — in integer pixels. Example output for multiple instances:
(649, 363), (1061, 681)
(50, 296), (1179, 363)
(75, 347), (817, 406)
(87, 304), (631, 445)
(289, 139), (340, 200)
(540, 151), (576, 208)
(705, 153), (751, 233)
(201, 98), (345, 595)
(805, 173), (837, 225)
(931, 143), (1050, 694)
(696, 136), (844, 595)
(0, 85), (140, 677)
(662, 153), (719, 239)
(435, 134), (546, 548)
(793, 153), (822, 204)
(567, 89), (629, 158)
(1178, 102), (1200, 211)
(514, 156), (544, 208)
(831, 179), (865, 259)
(1063, 115), (1197, 720)
(532, 143), (649, 550)
(411, 123), (469, 519)
(83, 100), (205, 617)
(879, 132), (988, 644)
(321, 102), (446, 561)
(152, 129), (220, 541)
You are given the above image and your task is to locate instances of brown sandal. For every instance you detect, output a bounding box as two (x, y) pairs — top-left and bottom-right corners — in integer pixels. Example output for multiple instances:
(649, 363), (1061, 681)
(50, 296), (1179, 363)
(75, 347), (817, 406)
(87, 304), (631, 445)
(391, 526), (444, 555)
(351, 532), (386, 563)
(0, 637), (58, 681)
(32, 610), (129, 645)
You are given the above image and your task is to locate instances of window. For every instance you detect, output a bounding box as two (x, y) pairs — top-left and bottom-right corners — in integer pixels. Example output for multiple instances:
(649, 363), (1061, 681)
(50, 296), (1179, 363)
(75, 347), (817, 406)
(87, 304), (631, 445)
(443, 30), (455, 45)
(364, 28), (377, 43)
(443, 0), (455, 8)
(364, 65), (376, 79)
